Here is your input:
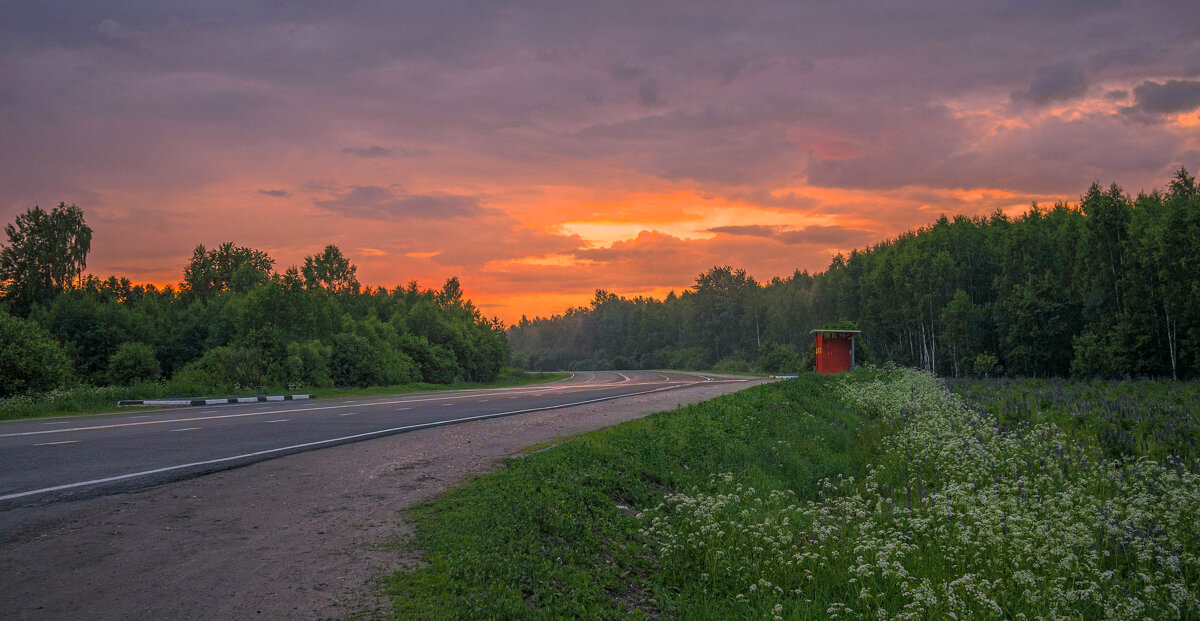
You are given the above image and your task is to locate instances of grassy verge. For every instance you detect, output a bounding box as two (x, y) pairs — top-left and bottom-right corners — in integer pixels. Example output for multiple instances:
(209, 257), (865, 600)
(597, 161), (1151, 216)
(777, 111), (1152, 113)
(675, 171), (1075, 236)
(384, 370), (885, 619)
(384, 368), (1199, 619)
(0, 369), (568, 421)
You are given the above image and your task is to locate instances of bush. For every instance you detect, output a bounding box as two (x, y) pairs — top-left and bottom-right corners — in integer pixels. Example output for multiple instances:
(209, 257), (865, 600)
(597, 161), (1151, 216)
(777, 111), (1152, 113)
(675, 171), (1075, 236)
(399, 333), (460, 384)
(277, 339), (333, 387)
(0, 312), (74, 397)
(107, 342), (161, 385)
(712, 357), (752, 373)
(330, 333), (386, 387)
(757, 342), (800, 373)
(171, 345), (266, 390)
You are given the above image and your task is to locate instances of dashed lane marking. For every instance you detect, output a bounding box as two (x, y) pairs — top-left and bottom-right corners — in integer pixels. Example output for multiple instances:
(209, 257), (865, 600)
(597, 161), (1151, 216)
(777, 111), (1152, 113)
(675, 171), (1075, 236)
(34, 440), (79, 446)
(169, 428), (201, 433)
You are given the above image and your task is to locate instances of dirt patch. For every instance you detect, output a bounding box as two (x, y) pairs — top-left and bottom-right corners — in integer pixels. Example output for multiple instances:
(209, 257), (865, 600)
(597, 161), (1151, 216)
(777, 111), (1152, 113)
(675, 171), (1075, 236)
(0, 379), (765, 620)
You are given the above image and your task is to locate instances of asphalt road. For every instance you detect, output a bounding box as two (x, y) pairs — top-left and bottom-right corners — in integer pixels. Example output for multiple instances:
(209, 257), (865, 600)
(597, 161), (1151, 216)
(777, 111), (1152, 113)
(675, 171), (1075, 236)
(0, 370), (744, 510)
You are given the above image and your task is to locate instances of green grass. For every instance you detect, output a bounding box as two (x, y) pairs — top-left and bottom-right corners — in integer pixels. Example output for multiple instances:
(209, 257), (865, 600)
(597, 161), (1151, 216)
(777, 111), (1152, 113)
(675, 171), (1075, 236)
(0, 369), (569, 421)
(384, 371), (884, 619)
(383, 368), (1200, 619)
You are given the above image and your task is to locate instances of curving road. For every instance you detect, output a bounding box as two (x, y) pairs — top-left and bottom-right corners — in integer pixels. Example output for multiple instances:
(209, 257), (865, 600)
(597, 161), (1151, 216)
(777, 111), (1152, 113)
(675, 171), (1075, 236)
(0, 370), (745, 509)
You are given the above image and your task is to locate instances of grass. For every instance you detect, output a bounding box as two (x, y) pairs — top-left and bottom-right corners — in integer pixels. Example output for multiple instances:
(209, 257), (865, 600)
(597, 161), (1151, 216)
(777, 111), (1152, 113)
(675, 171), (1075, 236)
(0, 369), (569, 421)
(383, 368), (1200, 619)
(384, 370), (884, 619)
(947, 377), (1200, 464)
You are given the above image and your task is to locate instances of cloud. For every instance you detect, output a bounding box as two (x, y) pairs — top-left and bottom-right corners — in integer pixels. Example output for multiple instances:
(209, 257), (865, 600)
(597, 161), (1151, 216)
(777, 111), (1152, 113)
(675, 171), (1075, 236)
(708, 224), (874, 246)
(1011, 61), (1088, 104)
(1122, 80), (1200, 115)
(313, 186), (484, 220)
(257, 188), (291, 198)
(341, 145), (431, 158)
(707, 225), (780, 238)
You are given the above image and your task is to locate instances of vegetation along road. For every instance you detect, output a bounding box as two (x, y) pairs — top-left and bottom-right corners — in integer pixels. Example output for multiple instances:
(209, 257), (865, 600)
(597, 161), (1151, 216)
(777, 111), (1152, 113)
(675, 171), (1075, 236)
(0, 370), (742, 512)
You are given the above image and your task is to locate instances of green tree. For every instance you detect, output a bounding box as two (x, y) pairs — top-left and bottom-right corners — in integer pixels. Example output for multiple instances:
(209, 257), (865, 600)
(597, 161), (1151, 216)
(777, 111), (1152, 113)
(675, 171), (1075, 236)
(0, 311), (74, 397)
(0, 203), (92, 314)
(302, 245), (360, 294)
(182, 242), (274, 300)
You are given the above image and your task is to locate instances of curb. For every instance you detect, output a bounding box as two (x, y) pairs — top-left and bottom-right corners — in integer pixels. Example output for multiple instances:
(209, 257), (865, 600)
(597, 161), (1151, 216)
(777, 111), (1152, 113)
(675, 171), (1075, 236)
(117, 395), (314, 407)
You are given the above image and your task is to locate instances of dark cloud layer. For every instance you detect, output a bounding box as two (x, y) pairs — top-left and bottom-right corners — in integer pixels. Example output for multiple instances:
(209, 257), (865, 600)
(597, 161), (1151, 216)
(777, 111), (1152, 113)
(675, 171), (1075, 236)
(314, 186), (484, 220)
(709, 224), (874, 246)
(1124, 80), (1200, 115)
(1012, 61), (1089, 104)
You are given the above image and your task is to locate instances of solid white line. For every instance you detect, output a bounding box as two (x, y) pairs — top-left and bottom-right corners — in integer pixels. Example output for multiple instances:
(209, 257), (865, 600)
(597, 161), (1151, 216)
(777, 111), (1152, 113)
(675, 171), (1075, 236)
(169, 427), (201, 433)
(0, 382), (705, 502)
(34, 440), (79, 446)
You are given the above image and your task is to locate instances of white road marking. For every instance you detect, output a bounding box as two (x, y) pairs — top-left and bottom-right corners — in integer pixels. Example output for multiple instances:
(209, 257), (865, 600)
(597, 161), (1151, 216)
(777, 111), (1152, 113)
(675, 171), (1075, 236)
(265, 419), (289, 423)
(169, 427), (201, 433)
(396, 407), (411, 411)
(0, 381), (705, 503)
(0, 377), (706, 439)
(338, 412), (357, 417)
(43, 421), (72, 425)
(34, 440), (78, 446)
(476, 400), (489, 403)
(441, 403), (453, 406)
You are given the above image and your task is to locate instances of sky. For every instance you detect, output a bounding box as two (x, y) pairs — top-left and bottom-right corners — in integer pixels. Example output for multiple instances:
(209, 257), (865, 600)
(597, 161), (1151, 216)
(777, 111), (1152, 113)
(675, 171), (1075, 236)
(2, 1), (1199, 323)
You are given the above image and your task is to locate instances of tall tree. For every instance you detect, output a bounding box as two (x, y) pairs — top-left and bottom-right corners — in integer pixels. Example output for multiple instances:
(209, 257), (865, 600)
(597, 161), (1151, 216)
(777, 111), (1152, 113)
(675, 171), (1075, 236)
(0, 202), (92, 314)
(301, 244), (360, 294)
(182, 242), (275, 300)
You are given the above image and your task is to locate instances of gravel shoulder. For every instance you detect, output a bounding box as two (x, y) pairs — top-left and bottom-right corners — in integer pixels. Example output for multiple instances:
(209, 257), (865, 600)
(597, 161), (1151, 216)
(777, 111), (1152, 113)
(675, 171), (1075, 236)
(0, 377), (766, 620)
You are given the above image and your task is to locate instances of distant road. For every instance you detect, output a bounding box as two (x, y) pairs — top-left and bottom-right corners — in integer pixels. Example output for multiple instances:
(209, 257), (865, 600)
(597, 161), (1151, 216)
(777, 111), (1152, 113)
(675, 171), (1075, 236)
(0, 371), (744, 509)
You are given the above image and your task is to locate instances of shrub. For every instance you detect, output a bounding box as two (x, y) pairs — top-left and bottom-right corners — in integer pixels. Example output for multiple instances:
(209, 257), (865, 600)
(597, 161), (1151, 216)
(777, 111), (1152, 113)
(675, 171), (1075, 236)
(107, 341), (161, 385)
(757, 342), (800, 373)
(330, 333), (385, 387)
(0, 312), (73, 397)
(171, 345), (266, 390)
(275, 339), (332, 387)
(712, 356), (752, 373)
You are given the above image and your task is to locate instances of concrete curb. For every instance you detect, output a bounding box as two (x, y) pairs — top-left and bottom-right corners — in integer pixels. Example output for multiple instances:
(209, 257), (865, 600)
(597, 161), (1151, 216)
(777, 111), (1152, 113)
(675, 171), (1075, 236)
(117, 395), (314, 407)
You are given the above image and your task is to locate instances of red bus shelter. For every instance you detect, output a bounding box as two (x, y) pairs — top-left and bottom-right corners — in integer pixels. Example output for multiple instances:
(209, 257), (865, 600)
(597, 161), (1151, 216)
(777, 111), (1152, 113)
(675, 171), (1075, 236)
(810, 329), (861, 373)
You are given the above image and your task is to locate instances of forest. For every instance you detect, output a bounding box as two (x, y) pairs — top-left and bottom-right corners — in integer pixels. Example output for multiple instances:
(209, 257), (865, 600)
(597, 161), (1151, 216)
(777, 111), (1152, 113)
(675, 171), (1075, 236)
(508, 169), (1200, 379)
(0, 205), (508, 402)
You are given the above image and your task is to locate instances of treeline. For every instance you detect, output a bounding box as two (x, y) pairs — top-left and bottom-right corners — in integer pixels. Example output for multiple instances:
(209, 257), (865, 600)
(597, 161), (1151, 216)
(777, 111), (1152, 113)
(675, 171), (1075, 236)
(0, 204), (507, 399)
(509, 169), (1200, 379)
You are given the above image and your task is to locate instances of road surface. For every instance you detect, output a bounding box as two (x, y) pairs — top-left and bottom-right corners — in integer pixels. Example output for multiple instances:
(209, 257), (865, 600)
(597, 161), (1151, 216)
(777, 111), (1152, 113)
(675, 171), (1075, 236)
(0, 370), (743, 510)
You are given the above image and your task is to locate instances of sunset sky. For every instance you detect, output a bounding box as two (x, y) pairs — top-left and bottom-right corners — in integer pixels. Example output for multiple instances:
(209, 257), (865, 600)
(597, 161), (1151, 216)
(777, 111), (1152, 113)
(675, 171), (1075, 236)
(2, 2), (1199, 322)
